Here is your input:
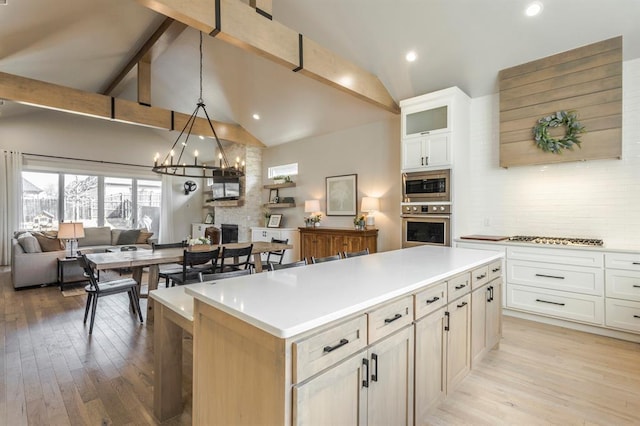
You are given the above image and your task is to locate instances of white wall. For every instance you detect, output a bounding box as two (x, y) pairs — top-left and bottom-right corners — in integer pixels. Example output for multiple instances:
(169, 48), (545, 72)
(455, 58), (640, 250)
(0, 108), (204, 240)
(262, 118), (402, 252)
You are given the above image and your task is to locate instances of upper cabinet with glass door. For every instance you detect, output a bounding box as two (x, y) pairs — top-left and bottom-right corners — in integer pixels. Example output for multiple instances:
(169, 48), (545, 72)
(400, 87), (470, 172)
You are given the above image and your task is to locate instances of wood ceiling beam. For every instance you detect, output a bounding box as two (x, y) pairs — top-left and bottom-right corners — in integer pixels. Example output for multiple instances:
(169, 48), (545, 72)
(100, 17), (187, 96)
(0, 71), (265, 148)
(136, 0), (400, 114)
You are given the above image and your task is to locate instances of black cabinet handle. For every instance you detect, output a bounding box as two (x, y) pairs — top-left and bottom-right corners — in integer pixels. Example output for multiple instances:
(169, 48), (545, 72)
(323, 338), (349, 353)
(476, 273), (487, 280)
(457, 301), (468, 308)
(444, 311), (450, 331)
(384, 313), (402, 324)
(492, 267), (501, 273)
(455, 284), (467, 290)
(632, 262), (640, 265)
(535, 298), (565, 306)
(487, 286), (493, 302)
(425, 156), (429, 165)
(634, 315), (640, 319)
(633, 285), (640, 288)
(426, 296), (440, 304)
(371, 353), (378, 382)
(362, 358), (369, 388)
(535, 273), (565, 280)
(421, 156), (424, 166)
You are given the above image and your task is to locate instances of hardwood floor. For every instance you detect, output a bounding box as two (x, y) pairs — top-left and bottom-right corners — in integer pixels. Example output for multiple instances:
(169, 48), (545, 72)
(1, 267), (639, 425)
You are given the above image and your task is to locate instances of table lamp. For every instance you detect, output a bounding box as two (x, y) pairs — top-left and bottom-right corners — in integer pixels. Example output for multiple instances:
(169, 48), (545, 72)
(304, 200), (321, 227)
(361, 197), (380, 227)
(58, 222), (85, 258)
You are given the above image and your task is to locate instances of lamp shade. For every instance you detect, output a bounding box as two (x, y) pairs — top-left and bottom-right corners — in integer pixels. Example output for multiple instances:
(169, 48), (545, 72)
(361, 197), (380, 212)
(58, 222), (85, 239)
(304, 199), (321, 213)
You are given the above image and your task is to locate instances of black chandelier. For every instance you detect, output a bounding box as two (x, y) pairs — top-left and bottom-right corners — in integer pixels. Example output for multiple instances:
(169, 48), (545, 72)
(152, 32), (244, 179)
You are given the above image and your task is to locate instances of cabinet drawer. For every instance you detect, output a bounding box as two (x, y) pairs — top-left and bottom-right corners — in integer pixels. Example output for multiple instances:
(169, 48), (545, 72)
(367, 295), (413, 344)
(415, 282), (447, 320)
(447, 272), (471, 302)
(507, 246), (603, 267)
(507, 284), (603, 325)
(605, 298), (640, 333)
(605, 252), (640, 271)
(507, 260), (604, 296)
(605, 269), (640, 301)
(487, 259), (503, 282)
(293, 315), (368, 383)
(471, 265), (489, 290)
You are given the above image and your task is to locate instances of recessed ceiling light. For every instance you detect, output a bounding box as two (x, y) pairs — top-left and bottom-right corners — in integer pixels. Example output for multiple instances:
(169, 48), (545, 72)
(525, 1), (543, 16)
(405, 51), (417, 62)
(252, 113), (260, 120)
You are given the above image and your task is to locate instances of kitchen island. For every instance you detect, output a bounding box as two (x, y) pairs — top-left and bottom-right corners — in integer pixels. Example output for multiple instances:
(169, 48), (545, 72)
(183, 245), (503, 425)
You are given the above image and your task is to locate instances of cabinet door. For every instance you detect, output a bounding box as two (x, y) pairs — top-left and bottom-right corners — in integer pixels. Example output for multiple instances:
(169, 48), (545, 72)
(367, 326), (414, 426)
(293, 351), (367, 426)
(402, 137), (424, 170)
(344, 235), (365, 254)
(486, 280), (502, 351)
(414, 308), (446, 419)
(471, 285), (488, 366)
(446, 293), (471, 392)
(425, 133), (450, 167)
(328, 235), (346, 257)
(300, 232), (316, 263)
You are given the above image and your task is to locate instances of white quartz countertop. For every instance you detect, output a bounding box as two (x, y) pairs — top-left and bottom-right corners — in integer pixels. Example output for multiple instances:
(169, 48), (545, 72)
(454, 238), (640, 253)
(185, 246), (503, 339)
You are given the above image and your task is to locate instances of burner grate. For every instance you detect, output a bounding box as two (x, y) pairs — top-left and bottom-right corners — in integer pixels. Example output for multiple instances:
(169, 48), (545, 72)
(508, 235), (604, 247)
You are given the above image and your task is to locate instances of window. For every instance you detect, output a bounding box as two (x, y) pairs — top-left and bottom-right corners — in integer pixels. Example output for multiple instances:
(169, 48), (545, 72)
(22, 171), (59, 231)
(268, 163), (298, 179)
(21, 171), (161, 232)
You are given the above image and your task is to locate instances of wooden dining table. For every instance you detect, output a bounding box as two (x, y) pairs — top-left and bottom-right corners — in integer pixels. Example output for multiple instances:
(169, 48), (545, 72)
(84, 241), (292, 322)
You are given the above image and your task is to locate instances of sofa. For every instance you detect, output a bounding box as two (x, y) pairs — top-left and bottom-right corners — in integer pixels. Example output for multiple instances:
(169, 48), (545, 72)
(11, 226), (154, 289)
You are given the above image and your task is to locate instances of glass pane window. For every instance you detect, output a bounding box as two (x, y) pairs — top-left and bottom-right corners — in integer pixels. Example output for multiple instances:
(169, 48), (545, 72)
(104, 177), (133, 229)
(137, 179), (161, 235)
(64, 174), (98, 227)
(268, 163), (298, 179)
(22, 171), (59, 231)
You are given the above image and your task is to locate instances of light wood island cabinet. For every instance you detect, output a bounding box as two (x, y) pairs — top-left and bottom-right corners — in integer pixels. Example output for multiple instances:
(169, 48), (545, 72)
(185, 246), (503, 425)
(299, 227), (378, 262)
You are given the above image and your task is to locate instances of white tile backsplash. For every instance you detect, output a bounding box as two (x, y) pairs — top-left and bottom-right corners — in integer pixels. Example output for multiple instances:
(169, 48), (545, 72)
(455, 58), (640, 250)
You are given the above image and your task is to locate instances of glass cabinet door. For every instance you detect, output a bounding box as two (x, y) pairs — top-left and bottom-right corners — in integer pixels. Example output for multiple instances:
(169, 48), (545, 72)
(404, 105), (448, 136)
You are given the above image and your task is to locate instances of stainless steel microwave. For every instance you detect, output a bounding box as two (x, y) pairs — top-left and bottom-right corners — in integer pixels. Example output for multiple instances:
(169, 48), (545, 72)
(402, 169), (450, 203)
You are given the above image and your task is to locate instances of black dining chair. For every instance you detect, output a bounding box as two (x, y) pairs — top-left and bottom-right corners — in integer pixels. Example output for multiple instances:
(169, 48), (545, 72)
(343, 248), (370, 258)
(311, 254), (342, 264)
(269, 259), (307, 271)
(154, 241), (188, 287)
(77, 254), (143, 335)
(199, 268), (252, 282)
(167, 248), (220, 286)
(252, 238), (289, 271)
(218, 244), (253, 272)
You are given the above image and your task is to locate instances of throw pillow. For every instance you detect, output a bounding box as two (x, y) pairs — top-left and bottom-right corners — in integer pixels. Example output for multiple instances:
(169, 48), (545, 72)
(17, 232), (42, 253)
(33, 232), (64, 252)
(117, 229), (141, 245)
(137, 230), (154, 244)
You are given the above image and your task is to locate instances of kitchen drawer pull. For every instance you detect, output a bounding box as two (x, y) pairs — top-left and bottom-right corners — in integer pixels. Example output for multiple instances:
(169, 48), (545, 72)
(362, 358), (369, 388)
(323, 338), (349, 353)
(454, 284), (467, 290)
(491, 267), (501, 273)
(384, 313), (402, 324)
(535, 273), (565, 280)
(476, 273), (487, 280)
(444, 311), (450, 331)
(535, 298), (566, 307)
(633, 285), (640, 288)
(426, 296), (440, 304)
(634, 315), (640, 319)
(456, 301), (468, 308)
(632, 262), (640, 265)
(371, 353), (378, 382)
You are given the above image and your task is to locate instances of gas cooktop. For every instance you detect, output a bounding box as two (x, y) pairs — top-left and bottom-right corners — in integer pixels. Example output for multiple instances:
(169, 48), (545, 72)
(508, 235), (604, 247)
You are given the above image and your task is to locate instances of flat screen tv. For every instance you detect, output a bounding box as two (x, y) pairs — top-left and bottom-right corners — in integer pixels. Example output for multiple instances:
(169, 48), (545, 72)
(207, 177), (240, 201)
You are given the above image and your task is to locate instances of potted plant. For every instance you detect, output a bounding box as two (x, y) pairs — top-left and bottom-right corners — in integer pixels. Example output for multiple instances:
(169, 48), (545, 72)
(353, 214), (366, 230)
(305, 213), (322, 227)
(273, 175), (292, 185)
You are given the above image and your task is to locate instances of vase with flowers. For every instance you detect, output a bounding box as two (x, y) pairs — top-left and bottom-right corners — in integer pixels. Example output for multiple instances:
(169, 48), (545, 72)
(305, 213), (322, 227)
(353, 214), (366, 230)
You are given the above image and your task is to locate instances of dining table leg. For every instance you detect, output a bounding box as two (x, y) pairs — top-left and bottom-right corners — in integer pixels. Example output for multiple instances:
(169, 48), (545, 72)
(252, 253), (263, 273)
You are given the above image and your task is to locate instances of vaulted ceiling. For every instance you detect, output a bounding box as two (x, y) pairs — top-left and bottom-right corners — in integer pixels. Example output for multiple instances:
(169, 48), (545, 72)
(1, 0), (639, 146)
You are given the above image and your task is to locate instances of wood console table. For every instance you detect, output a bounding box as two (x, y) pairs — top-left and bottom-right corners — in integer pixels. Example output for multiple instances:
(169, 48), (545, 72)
(298, 227), (378, 263)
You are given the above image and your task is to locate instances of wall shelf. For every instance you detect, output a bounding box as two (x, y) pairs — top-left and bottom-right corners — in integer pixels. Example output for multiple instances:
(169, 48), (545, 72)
(263, 182), (296, 189)
(204, 199), (244, 207)
(264, 203), (295, 208)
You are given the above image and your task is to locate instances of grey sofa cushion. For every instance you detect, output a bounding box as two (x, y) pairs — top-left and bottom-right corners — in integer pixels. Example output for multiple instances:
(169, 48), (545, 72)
(78, 226), (112, 247)
(17, 232), (42, 253)
(117, 229), (140, 245)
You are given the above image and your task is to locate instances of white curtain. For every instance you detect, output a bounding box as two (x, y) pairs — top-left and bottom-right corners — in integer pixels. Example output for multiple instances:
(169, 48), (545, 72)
(0, 150), (23, 265)
(159, 174), (174, 244)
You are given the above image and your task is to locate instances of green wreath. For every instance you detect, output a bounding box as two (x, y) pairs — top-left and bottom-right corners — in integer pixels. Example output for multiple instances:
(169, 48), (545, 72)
(533, 110), (586, 154)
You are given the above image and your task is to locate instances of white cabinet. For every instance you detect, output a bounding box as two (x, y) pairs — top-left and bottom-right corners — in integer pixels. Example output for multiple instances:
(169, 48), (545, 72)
(400, 86), (470, 172)
(250, 227), (299, 264)
(604, 253), (640, 333)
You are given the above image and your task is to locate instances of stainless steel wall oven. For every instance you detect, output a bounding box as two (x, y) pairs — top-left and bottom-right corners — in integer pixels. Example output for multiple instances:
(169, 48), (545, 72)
(401, 204), (451, 247)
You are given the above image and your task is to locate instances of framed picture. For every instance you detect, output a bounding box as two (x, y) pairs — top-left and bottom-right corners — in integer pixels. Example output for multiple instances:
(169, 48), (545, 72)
(204, 213), (214, 224)
(269, 188), (279, 204)
(326, 174), (357, 216)
(267, 214), (282, 228)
